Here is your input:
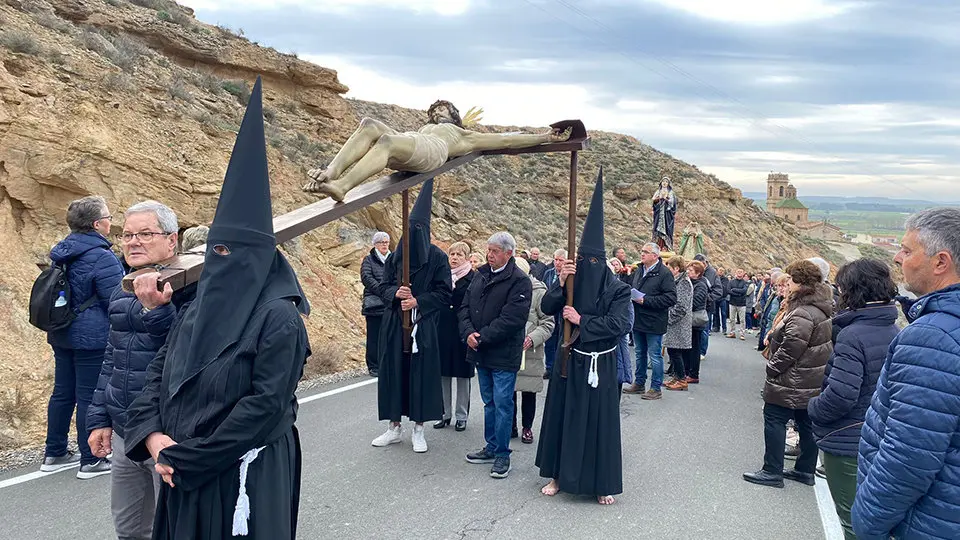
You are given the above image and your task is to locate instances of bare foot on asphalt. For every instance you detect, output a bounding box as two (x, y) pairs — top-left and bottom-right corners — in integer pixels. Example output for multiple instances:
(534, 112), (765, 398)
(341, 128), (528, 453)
(541, 480), (559, 496)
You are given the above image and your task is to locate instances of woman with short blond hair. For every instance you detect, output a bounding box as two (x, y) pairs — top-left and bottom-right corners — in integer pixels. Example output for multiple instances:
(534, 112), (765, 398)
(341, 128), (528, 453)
(436, 241), (476, 430)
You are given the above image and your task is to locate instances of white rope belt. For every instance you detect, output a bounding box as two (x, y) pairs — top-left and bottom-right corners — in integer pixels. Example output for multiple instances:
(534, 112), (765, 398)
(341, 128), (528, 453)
(572, 346), (618, 388)
(232, 446), (266, 536)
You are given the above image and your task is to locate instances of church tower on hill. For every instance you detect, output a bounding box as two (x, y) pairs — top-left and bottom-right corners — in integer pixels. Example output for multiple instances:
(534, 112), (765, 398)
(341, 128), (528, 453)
(765, 172), (808, 224)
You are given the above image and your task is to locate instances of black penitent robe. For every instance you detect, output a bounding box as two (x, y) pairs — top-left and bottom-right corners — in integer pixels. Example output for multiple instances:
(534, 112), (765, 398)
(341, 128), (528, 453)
(377, 245), (451, 423)
(439, 270), (476, 379)
(535, 279), (631, 496)
(124, 298), (309, 540)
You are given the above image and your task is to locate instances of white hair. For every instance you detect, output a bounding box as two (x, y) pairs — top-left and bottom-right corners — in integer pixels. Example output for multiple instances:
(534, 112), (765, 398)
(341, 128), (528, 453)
(906, 207), (960, 275)
(372, 231), (390, 245)
(806, 257), (830, 283)
(487, 231), (516, 254)
(643, 242), (661, 256)
(125, 200), (178, 233)
(553, 248), (567, 258)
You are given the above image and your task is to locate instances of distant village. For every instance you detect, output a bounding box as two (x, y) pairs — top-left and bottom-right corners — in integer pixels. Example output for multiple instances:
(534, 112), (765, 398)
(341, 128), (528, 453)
(761, 173), (901, 253)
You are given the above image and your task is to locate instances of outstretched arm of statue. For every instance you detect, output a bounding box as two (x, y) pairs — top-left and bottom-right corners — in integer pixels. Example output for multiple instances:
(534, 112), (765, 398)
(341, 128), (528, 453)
(459, 125), (570, 153)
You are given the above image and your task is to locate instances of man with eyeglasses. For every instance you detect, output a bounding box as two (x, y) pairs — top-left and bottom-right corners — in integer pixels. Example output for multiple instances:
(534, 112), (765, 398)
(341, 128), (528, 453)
(86, 200), (197, 540)
(623, 243), (677, 400)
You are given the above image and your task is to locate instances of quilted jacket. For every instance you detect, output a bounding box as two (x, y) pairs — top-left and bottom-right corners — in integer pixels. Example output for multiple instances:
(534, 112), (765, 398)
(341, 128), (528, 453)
(763, 284), (833, 410)
(46, 232), (124, 351)
(852, 284), (960, 540)
(807, 303), (899, 457)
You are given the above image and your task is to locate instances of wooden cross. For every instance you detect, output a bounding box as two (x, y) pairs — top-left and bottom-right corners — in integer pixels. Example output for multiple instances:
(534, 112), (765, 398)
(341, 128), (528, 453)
(121, 121), (589, 371)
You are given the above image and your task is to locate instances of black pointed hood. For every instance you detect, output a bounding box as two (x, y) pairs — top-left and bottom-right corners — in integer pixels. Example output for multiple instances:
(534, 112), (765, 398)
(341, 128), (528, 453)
(574, 167), (615, 314)
(393, 179), (433, 273)
(166, 77), (308, 396)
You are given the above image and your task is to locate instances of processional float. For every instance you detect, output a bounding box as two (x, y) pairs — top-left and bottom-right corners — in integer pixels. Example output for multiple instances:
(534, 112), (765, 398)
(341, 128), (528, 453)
(122, 104), (591, 377)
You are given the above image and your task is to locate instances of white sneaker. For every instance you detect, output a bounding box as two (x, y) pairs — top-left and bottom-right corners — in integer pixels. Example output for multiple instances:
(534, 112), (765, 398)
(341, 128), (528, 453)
(372, 425), (402, 447)
(412, 425), (428, 453)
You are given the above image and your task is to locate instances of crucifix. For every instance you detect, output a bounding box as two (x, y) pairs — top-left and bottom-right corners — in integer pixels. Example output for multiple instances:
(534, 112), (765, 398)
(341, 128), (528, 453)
(122, 105), (589, 370)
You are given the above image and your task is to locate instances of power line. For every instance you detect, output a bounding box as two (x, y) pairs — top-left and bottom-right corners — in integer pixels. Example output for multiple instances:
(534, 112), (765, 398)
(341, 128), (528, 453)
(519, 0), (930, 199)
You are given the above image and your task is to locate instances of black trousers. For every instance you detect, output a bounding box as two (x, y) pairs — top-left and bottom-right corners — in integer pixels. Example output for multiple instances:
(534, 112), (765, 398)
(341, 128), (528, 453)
(667, 348), (686, 380)
(763, 402), (817, 475)
(512, 391), (537, 431)
(364, 315), (382, 372)
(687, 327), (703, 379)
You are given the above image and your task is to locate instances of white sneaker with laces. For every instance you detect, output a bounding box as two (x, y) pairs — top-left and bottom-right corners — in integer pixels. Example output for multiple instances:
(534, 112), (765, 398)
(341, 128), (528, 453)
(372, 425), (402, 447)
(412, 425), (428, 453)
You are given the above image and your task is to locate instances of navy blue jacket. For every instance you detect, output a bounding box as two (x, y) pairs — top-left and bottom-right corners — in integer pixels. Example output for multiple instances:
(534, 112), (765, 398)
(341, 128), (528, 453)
(46, 232), (124, 351)
(87, 282), (196, 439)
(807, 303), (898, 457)
(852, 284), (960, 540)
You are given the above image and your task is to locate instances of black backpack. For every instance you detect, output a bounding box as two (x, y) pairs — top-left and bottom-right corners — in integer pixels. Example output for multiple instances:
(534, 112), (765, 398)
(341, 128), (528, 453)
(28, 262), (97, 332)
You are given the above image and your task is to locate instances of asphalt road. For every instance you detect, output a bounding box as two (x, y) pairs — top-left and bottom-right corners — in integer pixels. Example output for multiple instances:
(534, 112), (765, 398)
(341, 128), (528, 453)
(0, 333), (830, 540)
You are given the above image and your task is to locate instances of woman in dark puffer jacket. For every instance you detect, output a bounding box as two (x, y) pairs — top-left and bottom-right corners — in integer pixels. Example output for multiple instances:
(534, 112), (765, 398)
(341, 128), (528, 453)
(743, 260), (833, 489)
(808, 259), (899, 540)
(42, 196), (124, 477)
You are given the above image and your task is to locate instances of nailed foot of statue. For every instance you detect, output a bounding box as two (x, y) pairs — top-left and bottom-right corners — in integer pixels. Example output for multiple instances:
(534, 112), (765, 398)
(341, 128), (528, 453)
(303, 167), (347, 201)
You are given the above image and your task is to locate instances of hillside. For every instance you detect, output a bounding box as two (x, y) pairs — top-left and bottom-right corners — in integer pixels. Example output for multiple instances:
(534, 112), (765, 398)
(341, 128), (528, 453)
(0, 0), (836, 450)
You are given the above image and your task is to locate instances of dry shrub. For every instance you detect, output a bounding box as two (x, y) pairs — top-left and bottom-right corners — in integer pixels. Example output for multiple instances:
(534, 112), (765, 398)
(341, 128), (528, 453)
(0, 31), (41, 55)
(303, 341), (344, 379)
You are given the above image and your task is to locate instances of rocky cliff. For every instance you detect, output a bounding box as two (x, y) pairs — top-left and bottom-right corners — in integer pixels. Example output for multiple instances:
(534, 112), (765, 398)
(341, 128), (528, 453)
(0, 0), (834, 450)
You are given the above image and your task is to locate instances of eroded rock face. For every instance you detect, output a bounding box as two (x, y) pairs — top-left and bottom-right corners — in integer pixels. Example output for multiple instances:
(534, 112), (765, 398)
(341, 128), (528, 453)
(0, 0), (832, 450)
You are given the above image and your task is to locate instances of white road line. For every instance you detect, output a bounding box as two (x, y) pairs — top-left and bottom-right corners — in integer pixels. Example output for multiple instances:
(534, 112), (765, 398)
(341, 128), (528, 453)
(0, 463), (80, 489)
(298, 378), (377, 404)
(815, 458), (845, 540)
(0, 378), (378, 490)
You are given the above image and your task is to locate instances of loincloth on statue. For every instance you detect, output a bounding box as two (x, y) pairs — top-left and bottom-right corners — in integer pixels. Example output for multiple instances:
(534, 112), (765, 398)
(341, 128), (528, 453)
(387, 132), (449, 172)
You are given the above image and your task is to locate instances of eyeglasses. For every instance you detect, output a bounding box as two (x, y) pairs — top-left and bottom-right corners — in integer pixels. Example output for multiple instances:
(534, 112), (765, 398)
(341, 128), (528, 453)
(98, 215), (112, 221)
(118, 231), (171, 244)
(641, 250), (654, 255)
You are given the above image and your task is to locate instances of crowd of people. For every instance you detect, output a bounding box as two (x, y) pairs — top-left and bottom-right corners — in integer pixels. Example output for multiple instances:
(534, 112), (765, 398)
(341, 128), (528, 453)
(26, 93), (960, 537)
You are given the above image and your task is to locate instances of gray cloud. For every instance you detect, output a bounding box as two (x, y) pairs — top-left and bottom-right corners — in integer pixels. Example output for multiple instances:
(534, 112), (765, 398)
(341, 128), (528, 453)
(187, 0), (960, 198)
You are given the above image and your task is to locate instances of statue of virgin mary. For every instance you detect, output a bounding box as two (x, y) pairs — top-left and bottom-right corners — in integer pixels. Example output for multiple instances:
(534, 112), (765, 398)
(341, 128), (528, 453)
(652, 176), (678, 251)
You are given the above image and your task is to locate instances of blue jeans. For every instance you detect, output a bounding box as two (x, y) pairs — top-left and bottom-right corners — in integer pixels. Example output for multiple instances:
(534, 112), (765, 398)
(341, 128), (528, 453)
(544, 330), (559, 375)
(633, 332), (664, 391)
(701, 312), (712, 356)
(45, 346), (104, 465)
(476, 367), (517, 458)
(616, 332), (632, 385)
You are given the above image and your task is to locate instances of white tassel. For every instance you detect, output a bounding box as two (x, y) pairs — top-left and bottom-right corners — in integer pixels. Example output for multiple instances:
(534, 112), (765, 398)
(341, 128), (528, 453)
(411, 307), (420, 354)
(573, 346), (616, 390)
(588, 353), (599, 388)
(232, 446), (265, 536)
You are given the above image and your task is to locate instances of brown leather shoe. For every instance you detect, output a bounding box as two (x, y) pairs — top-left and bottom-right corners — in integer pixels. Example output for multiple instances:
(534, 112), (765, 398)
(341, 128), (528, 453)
(665, 380), (688, 391)
(623, 383), (645, 394)
(640, 389), (662, 400)
(684, 376), (699, 384)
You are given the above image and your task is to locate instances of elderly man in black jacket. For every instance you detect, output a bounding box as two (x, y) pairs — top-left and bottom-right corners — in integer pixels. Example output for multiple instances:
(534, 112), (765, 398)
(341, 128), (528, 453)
(361, 231), (390, 377)
(86, 200), (197, 540)
(623, 243), (677, 400)
(459, 232), (532, 479)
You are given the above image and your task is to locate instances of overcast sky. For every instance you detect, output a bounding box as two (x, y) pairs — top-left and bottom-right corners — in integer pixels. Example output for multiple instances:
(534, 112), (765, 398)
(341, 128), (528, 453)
(180, 0), (960, 200)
